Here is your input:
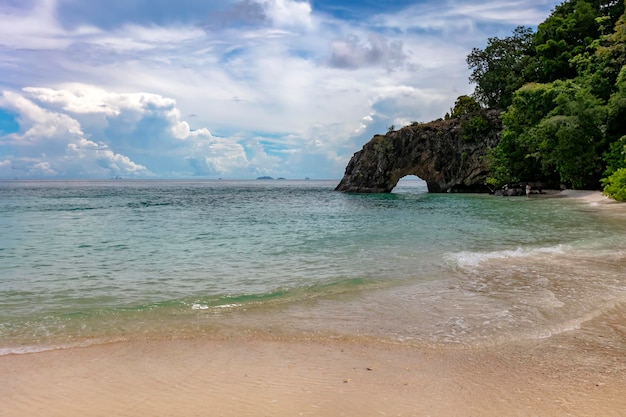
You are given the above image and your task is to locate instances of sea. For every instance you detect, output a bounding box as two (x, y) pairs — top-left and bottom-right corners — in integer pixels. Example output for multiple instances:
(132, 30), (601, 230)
(1, 179), (625, 355)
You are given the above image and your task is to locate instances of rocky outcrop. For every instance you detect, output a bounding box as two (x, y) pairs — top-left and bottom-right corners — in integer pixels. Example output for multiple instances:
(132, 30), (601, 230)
(335, 109), (502, 193)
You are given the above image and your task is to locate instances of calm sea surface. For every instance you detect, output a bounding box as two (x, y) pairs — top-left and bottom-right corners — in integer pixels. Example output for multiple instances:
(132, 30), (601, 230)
(1, 179), (625, 353)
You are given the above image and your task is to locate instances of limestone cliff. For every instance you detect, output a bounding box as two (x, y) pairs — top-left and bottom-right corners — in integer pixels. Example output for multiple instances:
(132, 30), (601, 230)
(335, 109), (502, 193)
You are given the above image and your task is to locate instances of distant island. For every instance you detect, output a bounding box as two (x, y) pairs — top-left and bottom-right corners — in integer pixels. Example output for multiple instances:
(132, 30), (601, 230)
(256, 176), (274, 180)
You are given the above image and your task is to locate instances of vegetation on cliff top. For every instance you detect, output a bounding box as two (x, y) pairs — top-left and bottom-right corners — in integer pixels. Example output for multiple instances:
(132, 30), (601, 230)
(465, 0), (626, 199)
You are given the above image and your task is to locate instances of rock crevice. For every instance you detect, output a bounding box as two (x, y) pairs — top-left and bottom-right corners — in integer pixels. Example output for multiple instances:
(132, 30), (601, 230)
(335, 109), (502, 193)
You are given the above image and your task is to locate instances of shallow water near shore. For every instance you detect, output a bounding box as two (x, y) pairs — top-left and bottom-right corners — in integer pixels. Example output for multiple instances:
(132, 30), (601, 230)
(1, 179), (625, 354)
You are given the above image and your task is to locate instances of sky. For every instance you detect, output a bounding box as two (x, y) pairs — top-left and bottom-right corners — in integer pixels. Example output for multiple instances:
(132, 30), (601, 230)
(0, 0), (562, 180)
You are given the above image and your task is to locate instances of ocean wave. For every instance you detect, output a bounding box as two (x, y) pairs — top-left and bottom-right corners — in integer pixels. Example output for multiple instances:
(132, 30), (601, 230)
(0, 345), (65, 356)
(0, 336), (130, 357)
(186, 278), (382, 312)
(191, 303), (242, 310)
(445, 244), (571, 269)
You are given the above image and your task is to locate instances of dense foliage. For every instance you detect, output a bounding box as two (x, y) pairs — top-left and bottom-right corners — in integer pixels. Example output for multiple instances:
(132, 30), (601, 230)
(466, 0), (626, 198)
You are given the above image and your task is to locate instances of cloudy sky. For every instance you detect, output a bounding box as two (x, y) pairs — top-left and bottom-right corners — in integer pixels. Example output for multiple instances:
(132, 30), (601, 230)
(0, 0), (561, 180)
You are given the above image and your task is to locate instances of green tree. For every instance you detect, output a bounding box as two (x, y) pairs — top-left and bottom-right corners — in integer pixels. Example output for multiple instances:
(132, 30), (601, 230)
(602, 66), (626, 180)
(606, 65), (626, 143)
(533, 81), (607, 188)
(448, 96), (493, 142)
(574, 1), (626, 100)
(471, 0), (626, 191)
(489, 81), (607, 188)
(604, 135), (626, 175)
(533, 0), (600, 82)
(450, 95), (481, 117)
(467, 26), (535, 108)
(488, 83), (560, 186)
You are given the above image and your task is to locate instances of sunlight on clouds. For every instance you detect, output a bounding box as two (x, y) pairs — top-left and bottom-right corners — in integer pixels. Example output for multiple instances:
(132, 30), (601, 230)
(184, 127), (253, 175)
(24, 84), (178, 116)
(23, 85), (120, 116)
(0, 159), (13, 177)
(67, 138), (148, 175)
(354, 114), (374, 135)
(185, 138), (251, 176)
(368, 85), (450, 127)
(0, 85), (266, 178)
(260, 0), (314, 30)
(245, 140), (283, 174)
(31, 161), (56, 176)
(0, 89), (150, 178)
(0, 90), (84, 145)
(23, 85), (204, 142)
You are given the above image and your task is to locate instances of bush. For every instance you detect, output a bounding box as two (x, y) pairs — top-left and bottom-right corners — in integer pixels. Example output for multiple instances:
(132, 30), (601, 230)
(602, 168), (626, 201)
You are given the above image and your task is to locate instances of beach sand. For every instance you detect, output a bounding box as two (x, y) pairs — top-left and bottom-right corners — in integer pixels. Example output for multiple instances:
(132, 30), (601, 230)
(1, 328), (626, 417)
(2, 190), (624, 417)
(534, 188), (621, 204)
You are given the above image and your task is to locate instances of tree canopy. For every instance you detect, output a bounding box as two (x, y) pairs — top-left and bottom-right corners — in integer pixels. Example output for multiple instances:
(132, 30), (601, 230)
(467, 0), (626, 198)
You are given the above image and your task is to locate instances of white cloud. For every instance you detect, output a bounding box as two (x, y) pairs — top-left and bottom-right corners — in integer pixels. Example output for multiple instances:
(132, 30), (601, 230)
(449, 1), (557, 26)
(328, 34), (407, 69)
(65, 137), (148, 177)
(0, 159), (13, 177)
(0, 90), (84, 146)
(374, 0), (558, 34)
(22, 85), (201, 142)
(0, 85), (269, 178)
(90, 24), (206, 53)
(186, 138), (250, 176)
(0, 0), (564, 179)
(0, 89), (150, 178)
(0, 0), (100, 50)
(24, 84), (177, 115)
(260, 0), (314, 30)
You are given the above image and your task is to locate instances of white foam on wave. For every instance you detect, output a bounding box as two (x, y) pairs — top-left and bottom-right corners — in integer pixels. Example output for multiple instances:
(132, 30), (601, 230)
(446, 244), (571, 269)
(0, 345), (65, 356)
(0, 336), (129, 356)
(191, 303), (242, 310)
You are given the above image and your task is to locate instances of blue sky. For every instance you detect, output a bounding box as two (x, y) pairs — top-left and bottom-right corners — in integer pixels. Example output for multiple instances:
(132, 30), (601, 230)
(0, 0), (561, 179)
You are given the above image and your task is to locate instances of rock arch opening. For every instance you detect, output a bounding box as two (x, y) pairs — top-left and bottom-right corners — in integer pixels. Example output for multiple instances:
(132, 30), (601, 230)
(335, 110), (502, 193)
(392, 175), (427, 193)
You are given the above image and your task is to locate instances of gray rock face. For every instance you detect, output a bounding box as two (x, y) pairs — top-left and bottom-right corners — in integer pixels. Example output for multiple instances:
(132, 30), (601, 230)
(335, 110), (502, 193)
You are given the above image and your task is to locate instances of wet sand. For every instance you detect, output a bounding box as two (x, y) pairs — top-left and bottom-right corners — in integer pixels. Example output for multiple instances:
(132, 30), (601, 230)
(1, 326), (626, 417)
(2, 191), (624, 417)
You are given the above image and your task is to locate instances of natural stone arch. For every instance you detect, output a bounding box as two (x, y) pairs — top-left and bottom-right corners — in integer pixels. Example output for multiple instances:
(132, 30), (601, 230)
(335, 110), (502, 193)
(392, 175), (426, 190)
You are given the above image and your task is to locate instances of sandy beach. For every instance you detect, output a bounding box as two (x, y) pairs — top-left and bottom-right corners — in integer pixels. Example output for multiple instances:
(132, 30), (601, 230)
(535, 189), (622, 204)
(2, 190), (625, 417)
(1, 326), (626, 417)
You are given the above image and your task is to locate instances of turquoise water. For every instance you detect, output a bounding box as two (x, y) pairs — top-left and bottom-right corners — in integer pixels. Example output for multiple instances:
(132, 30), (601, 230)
(1, 179), (625, 352)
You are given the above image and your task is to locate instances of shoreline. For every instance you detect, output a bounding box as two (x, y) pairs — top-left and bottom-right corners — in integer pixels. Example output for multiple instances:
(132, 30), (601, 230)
(3, 283), (626, 417)
(533, 188), (621, 204)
